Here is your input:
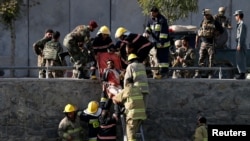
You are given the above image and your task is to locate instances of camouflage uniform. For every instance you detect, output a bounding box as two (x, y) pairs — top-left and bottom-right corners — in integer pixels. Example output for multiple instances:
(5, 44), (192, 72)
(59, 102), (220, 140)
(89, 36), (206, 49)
(33, 37), (51, 78)
(43, 40), (66, 78)
(195, 14), (223, 78)
(63, 25), (92, 79)
(181, 47), (196, 78)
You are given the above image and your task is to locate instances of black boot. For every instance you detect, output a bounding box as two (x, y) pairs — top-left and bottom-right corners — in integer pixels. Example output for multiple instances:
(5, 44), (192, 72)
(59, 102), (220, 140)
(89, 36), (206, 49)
(236, 73), (245, 80)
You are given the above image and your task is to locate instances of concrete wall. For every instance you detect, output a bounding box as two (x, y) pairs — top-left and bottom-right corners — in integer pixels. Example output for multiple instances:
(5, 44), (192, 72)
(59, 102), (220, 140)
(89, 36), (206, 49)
(1, 0), (250, 77)
(0, 78), (250, 141)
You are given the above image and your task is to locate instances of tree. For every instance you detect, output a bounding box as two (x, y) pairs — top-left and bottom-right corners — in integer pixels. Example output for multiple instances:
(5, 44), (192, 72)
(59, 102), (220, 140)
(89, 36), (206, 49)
(0, 0), (39, 77)
(0, 0), (21, 77)
(137, 0), (199, 25)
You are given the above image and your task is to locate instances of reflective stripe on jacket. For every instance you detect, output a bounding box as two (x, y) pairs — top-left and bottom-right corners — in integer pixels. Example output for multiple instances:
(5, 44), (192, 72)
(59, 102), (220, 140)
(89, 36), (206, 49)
(124, 61), (149, 94)
(58, 116), (84, 141)
(145, 14), (170, 47)
(124, 85), (147, 120)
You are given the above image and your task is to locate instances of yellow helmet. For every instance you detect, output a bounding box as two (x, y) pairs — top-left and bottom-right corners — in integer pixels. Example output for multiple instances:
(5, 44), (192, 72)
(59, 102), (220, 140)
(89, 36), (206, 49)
(63, 104), (76, 113)
(98, 25), (111, 35)
(87, 101), (99, 114)
(115, 27), (127, 38)
(128, 53), (137, 61)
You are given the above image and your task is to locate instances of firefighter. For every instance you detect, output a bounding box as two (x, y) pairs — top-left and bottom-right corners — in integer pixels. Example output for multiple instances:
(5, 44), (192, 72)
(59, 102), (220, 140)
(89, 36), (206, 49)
(108, 77), (147, 141)
(78, 101), (102, 141)
(114, 27), (154, 68)
(193, 116), (208, 141)
(63, 20), (98, 79)
(97, 109), (118, 141)
(92, 25), (116, 79)
(143, 6), (171, 79)
(58, 104), (84, 141)
(124, 52), (149, 95)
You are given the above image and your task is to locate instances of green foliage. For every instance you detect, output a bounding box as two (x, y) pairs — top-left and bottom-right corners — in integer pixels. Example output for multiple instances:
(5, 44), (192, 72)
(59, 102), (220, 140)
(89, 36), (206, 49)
(0, 0), (21, 28)
(137, 0), (199, 24)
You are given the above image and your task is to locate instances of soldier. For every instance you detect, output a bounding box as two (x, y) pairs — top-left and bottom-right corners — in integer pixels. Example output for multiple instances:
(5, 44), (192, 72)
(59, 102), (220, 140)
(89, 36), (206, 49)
(171, 40), (184, 78)
(234, 10), (247, 80)
(180, 36), (196, 78)
(143, 6), (171, 79)
(43, 31), (66, 78)
(214, 7), (232, 29)
(63, 20), (98, 79)
(214, 7), (232, 48)
(194, 9), (224, 79)
(33, 29), (54, 78)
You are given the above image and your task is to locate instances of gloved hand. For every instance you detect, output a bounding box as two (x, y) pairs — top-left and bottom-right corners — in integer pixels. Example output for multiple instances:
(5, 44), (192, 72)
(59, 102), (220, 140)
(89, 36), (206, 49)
(143, 32), (150, 39)
(119, 71), (125, 80)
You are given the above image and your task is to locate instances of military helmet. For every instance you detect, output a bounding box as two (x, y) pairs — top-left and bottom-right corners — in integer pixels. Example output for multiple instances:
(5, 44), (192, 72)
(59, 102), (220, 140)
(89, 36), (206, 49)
(218, 7), (225, 12)
(174, 40), (182, 47)
(115, 27), (127, 38)
(63, 104), (76, 113)
(202, 9), (211, 15)
(127, 53), (138, 61)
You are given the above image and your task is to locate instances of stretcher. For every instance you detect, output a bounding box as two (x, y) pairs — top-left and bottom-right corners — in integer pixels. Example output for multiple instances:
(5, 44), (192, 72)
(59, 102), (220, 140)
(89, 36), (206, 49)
(96, 52), (122, 78)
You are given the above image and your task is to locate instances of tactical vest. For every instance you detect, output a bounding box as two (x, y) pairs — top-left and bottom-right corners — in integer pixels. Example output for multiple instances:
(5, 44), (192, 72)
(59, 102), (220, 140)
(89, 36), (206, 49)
(198, 20), (216, 38)
(43, 41), (60, 60)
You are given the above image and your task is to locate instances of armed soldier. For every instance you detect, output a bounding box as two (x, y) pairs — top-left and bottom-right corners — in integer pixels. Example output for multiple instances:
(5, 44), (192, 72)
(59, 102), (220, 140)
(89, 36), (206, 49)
(171, 40), (186, 78)
(33, 29), (54, 78)
(63, 20), (98, 79)
(180, 36), (196, 78)
(214, 7), (232, 48)
(194, 9), (224, 79)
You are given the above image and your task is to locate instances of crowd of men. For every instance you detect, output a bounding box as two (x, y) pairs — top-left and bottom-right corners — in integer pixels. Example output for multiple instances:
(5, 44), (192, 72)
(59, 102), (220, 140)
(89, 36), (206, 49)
(57, 53), (149, 141)
(31, 5), (247, 141)
(32, 6), (247, 80)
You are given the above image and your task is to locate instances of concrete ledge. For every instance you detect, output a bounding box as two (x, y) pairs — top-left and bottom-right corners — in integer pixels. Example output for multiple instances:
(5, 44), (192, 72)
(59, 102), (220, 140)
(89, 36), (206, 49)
(0, 78), (250, 141)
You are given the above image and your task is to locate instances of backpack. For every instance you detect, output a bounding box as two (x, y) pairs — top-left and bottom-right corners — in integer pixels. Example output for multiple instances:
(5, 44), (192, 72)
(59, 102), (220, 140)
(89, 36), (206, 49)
(43, 41), (60, 60)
